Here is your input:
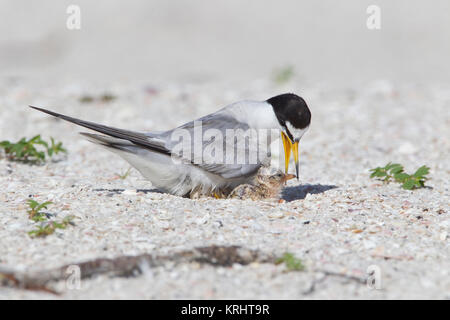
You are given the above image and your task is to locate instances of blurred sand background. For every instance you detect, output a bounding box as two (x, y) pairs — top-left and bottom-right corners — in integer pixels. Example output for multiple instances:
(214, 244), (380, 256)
(1, 0), (450, 85)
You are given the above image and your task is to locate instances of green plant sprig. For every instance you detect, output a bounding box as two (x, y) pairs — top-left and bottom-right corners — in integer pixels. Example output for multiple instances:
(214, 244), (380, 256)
(370, 162), (430, 190)
(27, 199), (53, 222)
(116, 167), (132, 180)
(79, 93), (116, 104)
(273, 65), (295, 84)
(275, 252), (305, 271)
(0, 135), (66, 164)
(26, 199), (74, 238)
(28, 216), (74, 238)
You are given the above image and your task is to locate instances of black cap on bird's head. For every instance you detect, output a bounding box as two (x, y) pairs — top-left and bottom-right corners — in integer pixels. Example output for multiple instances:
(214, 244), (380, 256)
(268, 93), (311, 138)
(267, 93), (311, 180)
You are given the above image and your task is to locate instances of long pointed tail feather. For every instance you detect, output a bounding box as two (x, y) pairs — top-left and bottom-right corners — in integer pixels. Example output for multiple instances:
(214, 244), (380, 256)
(79, 132), (137, 152)
(30, 106), (171, 156)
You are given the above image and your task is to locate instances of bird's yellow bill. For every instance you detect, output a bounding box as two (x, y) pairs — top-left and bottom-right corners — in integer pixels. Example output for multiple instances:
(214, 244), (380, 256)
(292, 140), (299, 179)
(281, 132), (300, 179)
(281, 132), (291, 174)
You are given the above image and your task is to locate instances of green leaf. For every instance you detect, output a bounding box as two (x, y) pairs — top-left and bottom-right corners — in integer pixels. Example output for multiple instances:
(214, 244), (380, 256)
(402, 179), (416, 190)
(385, 163), (401, 170)
(35, 201), (52, 213)
(371, 170), (387, 178)
(275, 253), (304, 271)
(11, 143), (24, 154)
(32, 214), (47, 222)
(0, 141), (11, 149)
(27, 199), (39, 209)
(52, 221), (65, 229)
(414, 165), (430, 178)
(370, 166), (389, 178)
(389, 165), (404, 175)
(415, 180), (425, 188)
(393, 172), (410, 183)
(383, 162), (394, 170)
(35, 140), (48, 149)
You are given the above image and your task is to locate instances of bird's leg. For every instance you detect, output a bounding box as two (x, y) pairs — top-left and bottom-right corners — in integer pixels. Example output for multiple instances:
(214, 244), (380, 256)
(212, 187), (232, 199)
(191, 186), (225, 199)
(213, 190), (226, 199)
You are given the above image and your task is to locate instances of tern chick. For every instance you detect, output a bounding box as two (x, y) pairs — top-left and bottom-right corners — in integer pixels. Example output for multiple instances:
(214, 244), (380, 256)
(227, 167), (295, 201)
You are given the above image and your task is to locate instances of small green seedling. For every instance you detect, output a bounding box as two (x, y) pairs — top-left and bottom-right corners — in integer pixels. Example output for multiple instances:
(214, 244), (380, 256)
(28, 216), (74, 238)
(100, 93), (116, 103)
(370, 162), (430, 190)
(26, 200), (74, 238)
(79, 93), (116, 104)
(47, 137), (66, 156)
(116, 167), (132, 180)
(27, 199), (53, 222)
(273, 66), (295, 84)
(0, 135), (66, 164)
(275, 252), (305, 271)
(79, 95), (94, 103)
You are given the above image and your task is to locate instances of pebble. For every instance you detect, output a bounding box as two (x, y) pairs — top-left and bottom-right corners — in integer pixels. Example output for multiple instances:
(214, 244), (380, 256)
(268, 211), (284, 219)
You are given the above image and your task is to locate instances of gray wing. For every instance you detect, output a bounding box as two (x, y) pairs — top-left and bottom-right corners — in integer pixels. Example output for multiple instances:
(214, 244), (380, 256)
(160, 109), (270, 179)
(30, 106), (270, 180)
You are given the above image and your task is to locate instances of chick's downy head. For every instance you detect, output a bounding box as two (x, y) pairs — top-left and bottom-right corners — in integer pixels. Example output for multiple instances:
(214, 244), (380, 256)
(256, 169), (296, 188)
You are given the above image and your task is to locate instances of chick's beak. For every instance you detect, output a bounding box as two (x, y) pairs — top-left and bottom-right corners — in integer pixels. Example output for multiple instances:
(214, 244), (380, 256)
(284, 173), (296, 181)
(281, 132), (300, 180)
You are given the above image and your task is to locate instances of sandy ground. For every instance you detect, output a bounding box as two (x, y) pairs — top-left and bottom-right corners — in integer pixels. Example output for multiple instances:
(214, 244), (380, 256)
(0, 77), (449, 299)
